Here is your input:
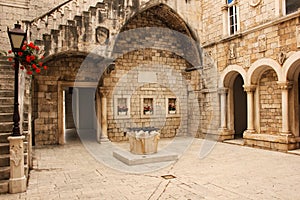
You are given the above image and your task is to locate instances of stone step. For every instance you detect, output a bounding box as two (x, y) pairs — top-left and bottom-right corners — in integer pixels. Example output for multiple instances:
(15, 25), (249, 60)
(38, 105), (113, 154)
(0, 97), (14, 105)
(0, 105), (14, 113)
(0, 122), (13, 132)
(0, 180), (8, 194)
(0, 166), (10, 180)
(0, 143), (9, 155)
(0, 113), (13, 122)
(0, 133), (10, 143)
(0, 154), (9, 167)
(0, 90), (14, 97)
(0, 83), (14, 91)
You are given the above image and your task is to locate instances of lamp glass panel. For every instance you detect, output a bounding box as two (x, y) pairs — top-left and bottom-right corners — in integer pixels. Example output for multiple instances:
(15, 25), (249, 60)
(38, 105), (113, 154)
(11, 34), (24, 49)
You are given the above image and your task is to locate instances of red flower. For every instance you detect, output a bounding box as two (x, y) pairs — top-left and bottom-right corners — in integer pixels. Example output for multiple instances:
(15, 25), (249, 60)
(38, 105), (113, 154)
(8, 57), (13, 62)
(30, 55), (35, 61)
(28, 42), (35, 49)
(43, 66), (48, 70)
(35, 68), (41, 73)
(8, 50), (12, 54)
(20, 66), (25, 70)
(35, 46), (40, 51)
(18, 52), (23, 56)
(26, 70), (33, 75)
(26, 56), (31, 63)
(32, 64), (37, 69)
(38, 62), (43, 66)
(22, 46), (26, 51)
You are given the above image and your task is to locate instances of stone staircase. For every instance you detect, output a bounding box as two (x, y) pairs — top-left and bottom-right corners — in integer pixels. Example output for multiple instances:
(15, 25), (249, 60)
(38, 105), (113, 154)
(0, 56), (31, 193)
(25, 0), (148, 55)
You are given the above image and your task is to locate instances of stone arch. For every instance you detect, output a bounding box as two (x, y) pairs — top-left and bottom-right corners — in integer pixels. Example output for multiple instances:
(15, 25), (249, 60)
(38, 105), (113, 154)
(97, 3), (202, 141)
(219, 64), (247, 88)
(248, 58), (283, 85)
(33, 50), (105, 145)
(282, 51), (300, 138)
(113, 3), (202, 69)
(218, 65), (247, 140)
(121, 2), (198, 40)
(283, 51), (300, 81)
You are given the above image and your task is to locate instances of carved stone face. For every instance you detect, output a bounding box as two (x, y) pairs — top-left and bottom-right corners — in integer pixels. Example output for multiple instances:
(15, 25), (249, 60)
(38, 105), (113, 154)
(96, 27), (109, 44)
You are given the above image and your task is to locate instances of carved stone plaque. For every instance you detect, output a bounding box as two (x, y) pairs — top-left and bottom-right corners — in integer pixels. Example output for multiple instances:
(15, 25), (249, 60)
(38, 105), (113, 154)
(96, 26), (109, 44)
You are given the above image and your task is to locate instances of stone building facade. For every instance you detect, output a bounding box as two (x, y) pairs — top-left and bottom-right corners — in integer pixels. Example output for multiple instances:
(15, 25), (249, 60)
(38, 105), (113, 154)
(1, 0), (300, 151)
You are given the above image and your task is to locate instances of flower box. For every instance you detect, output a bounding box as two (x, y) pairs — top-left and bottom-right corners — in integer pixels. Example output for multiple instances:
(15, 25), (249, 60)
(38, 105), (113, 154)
(118, 111), (127, 116)
(169, 110), (176, 114)
(144, 110), (153, 115)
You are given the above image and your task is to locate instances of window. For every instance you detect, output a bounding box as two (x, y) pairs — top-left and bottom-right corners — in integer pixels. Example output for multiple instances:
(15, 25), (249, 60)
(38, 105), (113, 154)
(227, 0), (238, 35)
(143, 98), (153, 115)
(114, 95), (130, 119)
(285, 0), (300, 15)
(168, 98), (177, 114)
(166, 97), (180, 117)
(117, 98), (128, 116)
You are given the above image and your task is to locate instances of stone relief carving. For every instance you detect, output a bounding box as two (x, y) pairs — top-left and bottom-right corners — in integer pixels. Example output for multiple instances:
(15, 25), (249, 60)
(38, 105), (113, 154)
(296, 25), (300, 48)
(258, 34), (267, 52)
(244, 55), (251, 68)
(203, 51), (214, 67)
(96, 26), (109, 44)
(250, 0), (262, 7)
(10, 144), (23, 167)
(229, 43), (236, 59)
(278, 48), (287, 65)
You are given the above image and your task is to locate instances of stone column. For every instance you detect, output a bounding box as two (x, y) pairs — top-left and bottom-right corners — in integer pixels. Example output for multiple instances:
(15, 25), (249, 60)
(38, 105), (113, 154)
(8, 136), (26, 193)
(217, 88), (233, 140)
(278, 81), (293, 134)
(243, 85), (257, 133)
(218, 87), (228, 129)
(100, 88), (109, 142)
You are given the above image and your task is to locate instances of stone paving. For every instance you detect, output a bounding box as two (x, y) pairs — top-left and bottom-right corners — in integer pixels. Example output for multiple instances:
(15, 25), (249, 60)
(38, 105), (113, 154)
(1, 131), (300, 200)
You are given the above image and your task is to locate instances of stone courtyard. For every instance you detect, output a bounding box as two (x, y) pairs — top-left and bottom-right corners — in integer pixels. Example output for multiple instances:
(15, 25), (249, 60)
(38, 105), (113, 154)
(1, 130), (300, 200)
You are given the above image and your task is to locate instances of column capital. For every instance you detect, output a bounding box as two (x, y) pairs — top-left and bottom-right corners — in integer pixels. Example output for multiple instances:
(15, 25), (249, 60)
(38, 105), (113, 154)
(243, 85), (257, 92)
(277, 81), (293, 90)
(218, 87), (228, 94)
(99, 87), (110, 97)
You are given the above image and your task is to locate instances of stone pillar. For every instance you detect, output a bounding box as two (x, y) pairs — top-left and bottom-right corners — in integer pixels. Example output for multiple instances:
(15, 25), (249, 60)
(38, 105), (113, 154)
(218, 87), (228, 129)
(217, 88), (233, 140)
(243, 85), (257, 133)
(8, 136), (26, 193)
(278, 81), (293, 134)
(100, 88), (109, 142)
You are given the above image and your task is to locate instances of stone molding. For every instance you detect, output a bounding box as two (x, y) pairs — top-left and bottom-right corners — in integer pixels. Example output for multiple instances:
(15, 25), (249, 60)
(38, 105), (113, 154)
(277, 81), (293, 90)
(243, 85), (256, 92)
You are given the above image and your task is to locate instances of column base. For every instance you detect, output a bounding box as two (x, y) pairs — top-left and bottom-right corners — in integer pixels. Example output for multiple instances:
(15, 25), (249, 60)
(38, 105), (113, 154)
(217, 128), (234, 141)
(99, 136), (110, 143)
(243, 129), (257, 134)
(9, 176), (26, 194)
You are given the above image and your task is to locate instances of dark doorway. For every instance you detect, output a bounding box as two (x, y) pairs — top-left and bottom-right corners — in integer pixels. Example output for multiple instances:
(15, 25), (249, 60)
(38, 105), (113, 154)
(233, 74), (247, 139)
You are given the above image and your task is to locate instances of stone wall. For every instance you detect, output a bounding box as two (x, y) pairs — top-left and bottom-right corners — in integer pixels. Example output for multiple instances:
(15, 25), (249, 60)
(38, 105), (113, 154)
(33, 53), (101, 145)
(104, 49), (193, 141)
(259, 69), (282, 135)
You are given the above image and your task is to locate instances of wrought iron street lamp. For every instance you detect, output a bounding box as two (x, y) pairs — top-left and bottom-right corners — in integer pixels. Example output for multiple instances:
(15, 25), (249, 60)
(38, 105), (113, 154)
(7, 22), (27, 136)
